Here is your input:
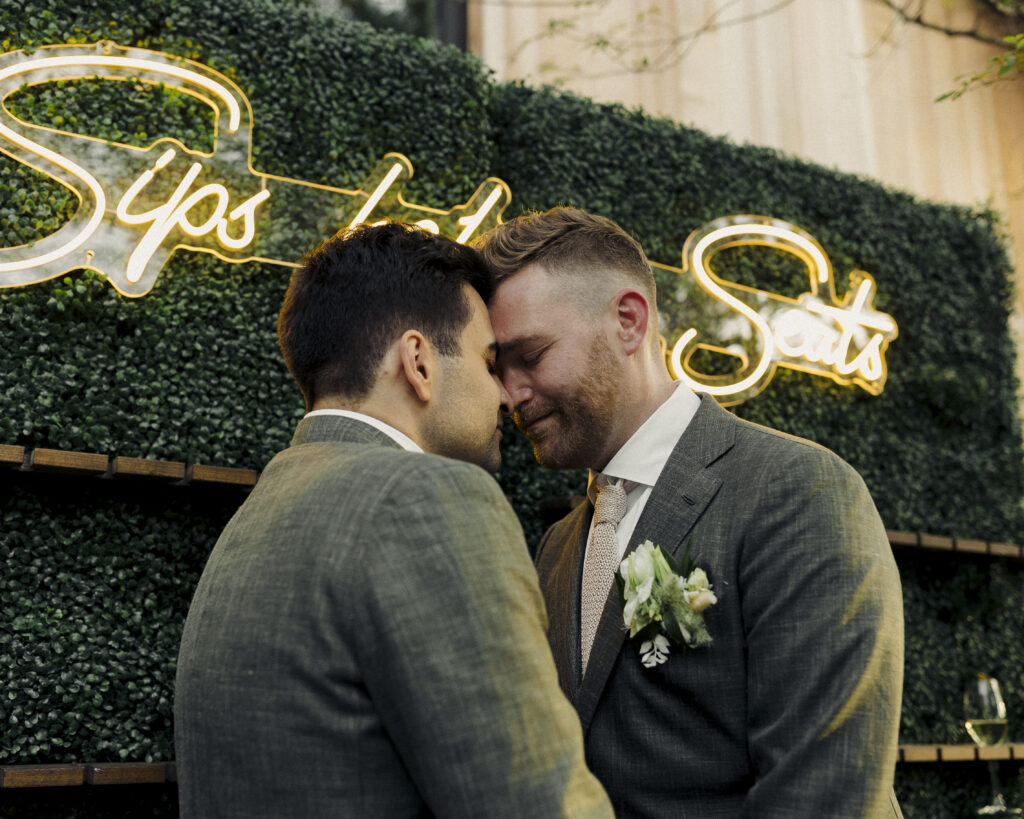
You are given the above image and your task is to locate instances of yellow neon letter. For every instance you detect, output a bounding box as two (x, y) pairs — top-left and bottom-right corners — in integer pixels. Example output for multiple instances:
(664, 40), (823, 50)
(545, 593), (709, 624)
(455, 185), (505, 243)
(217, 190), (271, 249)
(670, 226), (776, 397)
(348, 162), (404, 229)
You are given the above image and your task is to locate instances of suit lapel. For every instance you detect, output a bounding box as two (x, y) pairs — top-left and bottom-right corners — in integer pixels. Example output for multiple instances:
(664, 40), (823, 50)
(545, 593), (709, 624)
(575, 394), (734, 735)
(538, 505), (591, 703)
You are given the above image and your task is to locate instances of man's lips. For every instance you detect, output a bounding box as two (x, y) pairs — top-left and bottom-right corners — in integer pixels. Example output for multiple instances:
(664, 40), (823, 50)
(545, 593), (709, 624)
(520, 411), (553, 435)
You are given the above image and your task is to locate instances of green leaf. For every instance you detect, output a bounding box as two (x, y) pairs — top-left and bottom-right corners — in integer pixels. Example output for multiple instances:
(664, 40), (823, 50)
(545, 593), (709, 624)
(670, 539), (699, 578)
(662, 609), (686, 645)
(635, 622), (661, 643)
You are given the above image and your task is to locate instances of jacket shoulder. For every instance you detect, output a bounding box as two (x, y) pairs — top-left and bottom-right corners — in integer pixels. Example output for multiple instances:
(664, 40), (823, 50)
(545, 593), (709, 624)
(272, 441), (504, 500)
(728, 412), (860, 480)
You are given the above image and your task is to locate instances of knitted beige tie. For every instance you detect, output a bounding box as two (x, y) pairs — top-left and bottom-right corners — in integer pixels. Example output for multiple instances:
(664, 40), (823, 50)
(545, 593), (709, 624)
(580, 479), (628, 673)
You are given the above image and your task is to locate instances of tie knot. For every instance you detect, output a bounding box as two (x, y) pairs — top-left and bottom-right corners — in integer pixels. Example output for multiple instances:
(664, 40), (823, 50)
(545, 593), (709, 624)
(593, 480), (628, 526)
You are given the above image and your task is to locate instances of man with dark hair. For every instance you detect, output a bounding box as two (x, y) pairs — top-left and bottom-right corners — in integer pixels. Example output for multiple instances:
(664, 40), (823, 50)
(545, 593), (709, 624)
(477, 207), (904, 817)
(175, 222), (612, 818)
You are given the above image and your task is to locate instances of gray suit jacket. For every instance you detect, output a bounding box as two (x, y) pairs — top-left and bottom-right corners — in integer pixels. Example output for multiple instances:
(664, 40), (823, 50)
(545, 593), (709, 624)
(536, 395), (904, 818)
(175, 415), (611, 818)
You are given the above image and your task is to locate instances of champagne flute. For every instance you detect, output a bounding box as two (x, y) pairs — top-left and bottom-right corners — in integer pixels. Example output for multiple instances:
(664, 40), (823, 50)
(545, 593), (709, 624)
(964, 674), (1021, 815)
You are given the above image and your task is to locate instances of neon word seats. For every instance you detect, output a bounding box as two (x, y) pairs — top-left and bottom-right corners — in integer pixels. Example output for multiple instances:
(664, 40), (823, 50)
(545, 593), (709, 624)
(0, 42), (511, 296)
(658, 216), (898, 404)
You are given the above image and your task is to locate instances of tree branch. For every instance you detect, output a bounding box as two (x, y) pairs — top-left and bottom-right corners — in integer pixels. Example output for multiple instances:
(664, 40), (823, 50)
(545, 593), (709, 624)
(868, 0), (1014, 48)
(503, 0), (799, 78)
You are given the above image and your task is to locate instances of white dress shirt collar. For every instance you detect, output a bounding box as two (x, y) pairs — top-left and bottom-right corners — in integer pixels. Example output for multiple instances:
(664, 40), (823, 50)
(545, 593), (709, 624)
(588, 382), (700, 494)
(303, 409), (423, 453)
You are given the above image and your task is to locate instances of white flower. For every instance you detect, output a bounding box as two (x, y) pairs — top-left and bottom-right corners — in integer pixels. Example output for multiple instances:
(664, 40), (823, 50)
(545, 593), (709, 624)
(621, 542), (656, 603)
(682, 566), (717, 612)
(620, 542), (657, 632)
(635, 574), (655, 606)
(639, 634), (671, 667)
(688, 589), (718, 613)
(686, 567), (710, 591)
(622, 596), (638, 629)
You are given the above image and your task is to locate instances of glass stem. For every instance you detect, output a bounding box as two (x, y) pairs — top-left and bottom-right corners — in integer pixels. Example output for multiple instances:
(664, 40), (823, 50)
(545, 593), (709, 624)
(988, 761), (1007, 809)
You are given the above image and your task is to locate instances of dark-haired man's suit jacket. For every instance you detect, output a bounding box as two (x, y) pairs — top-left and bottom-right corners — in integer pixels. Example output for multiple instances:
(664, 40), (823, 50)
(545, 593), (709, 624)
(175, 414), (611, 819)
(535, 396), (904, 818)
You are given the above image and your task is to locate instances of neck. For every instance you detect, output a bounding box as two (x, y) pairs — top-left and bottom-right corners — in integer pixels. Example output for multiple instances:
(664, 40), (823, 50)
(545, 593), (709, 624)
(311, 392), (424, 449)
(629, 347), (678, 423)
(594, 360), (677, 471)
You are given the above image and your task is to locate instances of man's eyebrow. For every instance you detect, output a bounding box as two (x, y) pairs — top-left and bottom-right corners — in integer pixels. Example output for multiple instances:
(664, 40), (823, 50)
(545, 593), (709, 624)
(496, 335), (546, 357)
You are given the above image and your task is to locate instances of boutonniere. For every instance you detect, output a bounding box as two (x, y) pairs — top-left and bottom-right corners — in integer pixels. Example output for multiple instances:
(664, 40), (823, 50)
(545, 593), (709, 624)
(616, 540), (718, 668)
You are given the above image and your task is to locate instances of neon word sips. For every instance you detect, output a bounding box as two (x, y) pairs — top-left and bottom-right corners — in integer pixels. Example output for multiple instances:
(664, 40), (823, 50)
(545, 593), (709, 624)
(0, 41), (511, 297)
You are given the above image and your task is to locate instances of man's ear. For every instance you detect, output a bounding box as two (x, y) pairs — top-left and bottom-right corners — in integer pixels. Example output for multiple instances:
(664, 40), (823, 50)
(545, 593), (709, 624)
(614, 290), (651, 355)
(398, 329), (434, 403)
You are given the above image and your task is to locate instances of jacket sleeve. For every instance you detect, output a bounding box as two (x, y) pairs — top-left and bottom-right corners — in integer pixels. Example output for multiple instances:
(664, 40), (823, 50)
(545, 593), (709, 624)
(347, 457), (613, 819)
(739, 444), (904, 818)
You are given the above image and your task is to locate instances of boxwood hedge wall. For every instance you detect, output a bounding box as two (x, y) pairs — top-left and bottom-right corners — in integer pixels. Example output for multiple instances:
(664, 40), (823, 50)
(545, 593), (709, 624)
(2, 0), (1023, 815)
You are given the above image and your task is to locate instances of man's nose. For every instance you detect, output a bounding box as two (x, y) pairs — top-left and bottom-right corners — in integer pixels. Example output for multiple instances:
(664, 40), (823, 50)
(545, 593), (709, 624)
(501, 373), (533, 410)
(498, 381), (513, 417)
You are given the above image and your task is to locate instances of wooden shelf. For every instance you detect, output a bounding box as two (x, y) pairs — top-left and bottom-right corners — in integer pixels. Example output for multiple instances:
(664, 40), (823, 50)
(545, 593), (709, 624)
(0, 761), (175, 788)
(0, 444), (25, 468)
(899, 743), (1024, 763)
(887, 530), (1023, 560)
(110, 455), (187, 482)
(187, 463), (259, 487)
(3, 747), (1021, 789)
(0, 445), (256, 490)
(3, 452), (1024, 556)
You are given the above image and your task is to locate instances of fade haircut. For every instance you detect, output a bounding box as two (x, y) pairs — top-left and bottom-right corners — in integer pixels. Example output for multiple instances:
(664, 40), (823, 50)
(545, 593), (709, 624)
(278, 221), (494, 409)
(473, 207), (656, 308)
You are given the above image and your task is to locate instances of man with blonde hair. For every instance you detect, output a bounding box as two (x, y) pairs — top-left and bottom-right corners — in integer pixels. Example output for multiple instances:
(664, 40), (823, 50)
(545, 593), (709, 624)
(477, 207), (904, 817)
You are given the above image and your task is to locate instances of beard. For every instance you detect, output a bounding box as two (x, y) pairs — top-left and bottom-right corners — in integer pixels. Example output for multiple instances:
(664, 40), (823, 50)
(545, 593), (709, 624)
(514, 334), (623, 470)
(447, 423), (502, 474)
(420, 352), (504, 474)
(422, 410), (503, 473)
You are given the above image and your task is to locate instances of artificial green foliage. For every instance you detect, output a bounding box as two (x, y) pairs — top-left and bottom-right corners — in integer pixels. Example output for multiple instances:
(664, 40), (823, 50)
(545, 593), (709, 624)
(7, 76), (216, 153)
(1, 0), (1023, 815)
(891, 552), (1024, 818)
(0, 262), (302, 463)
(0, 157), (77, 248)
(0, 479), (233, 765)
(898, 553), (1024, 744)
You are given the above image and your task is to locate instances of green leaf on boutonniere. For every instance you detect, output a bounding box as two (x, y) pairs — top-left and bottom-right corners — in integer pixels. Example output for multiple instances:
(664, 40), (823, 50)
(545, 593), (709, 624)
(673, 538), (699, 578)
(661, 545), (682, 576)
(635, 621), (661, 643)
(662, 608), (687, 645)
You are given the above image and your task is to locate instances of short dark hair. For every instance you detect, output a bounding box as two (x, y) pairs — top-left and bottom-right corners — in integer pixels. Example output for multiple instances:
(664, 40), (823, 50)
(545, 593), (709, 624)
(278, 222), (494, 408)
(473, 206), (655, 304)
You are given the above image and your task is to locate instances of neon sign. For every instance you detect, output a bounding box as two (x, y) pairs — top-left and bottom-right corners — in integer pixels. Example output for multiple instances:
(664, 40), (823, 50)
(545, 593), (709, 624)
(0, 42), (511, 297)
(655, 216), (898, 405)
(0, 43), (897, 404)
